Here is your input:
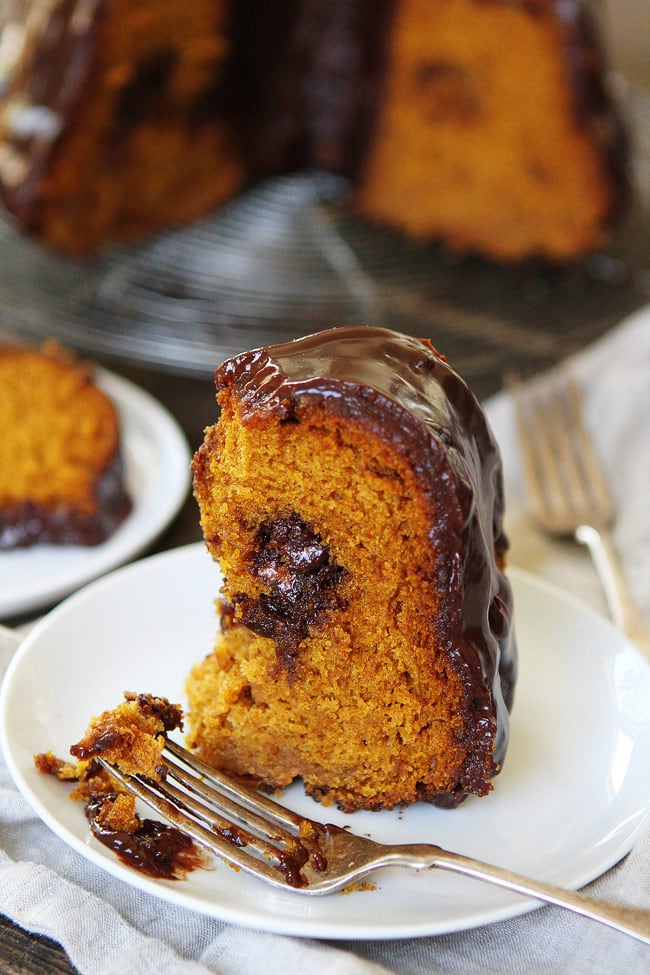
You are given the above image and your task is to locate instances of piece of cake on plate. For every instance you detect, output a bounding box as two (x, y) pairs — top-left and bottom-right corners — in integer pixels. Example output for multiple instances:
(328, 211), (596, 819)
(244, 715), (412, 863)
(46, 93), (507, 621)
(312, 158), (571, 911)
(188, 325), (517, 812)
(0, 340), (131, 548)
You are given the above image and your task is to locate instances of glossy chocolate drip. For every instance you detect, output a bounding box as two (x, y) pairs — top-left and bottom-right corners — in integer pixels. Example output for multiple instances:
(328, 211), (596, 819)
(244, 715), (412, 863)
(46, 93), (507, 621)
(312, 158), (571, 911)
(216, 325), (517, 796)
(85, 794), (208, 881)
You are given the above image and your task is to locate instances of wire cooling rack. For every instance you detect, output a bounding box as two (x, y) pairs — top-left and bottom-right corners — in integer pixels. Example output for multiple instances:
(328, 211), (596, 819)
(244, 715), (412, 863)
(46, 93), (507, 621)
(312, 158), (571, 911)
(1, 87), (649, 382)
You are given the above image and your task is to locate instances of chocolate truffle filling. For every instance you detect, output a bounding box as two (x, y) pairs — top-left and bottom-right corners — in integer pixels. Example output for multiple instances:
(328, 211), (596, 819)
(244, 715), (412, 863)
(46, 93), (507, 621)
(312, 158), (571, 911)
(232, 512), (348, 676)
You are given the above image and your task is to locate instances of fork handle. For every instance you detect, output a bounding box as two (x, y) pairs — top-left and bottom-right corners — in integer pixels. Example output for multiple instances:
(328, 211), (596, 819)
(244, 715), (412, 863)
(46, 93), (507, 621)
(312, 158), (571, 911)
(401, 845), (650, 945)
(575, 524), (650, 661)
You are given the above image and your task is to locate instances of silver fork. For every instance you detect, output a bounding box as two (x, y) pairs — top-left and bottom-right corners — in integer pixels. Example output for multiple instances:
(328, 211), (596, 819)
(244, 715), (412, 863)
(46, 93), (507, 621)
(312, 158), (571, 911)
(508, 367), (650, 661)
(99, 740), (650, 944)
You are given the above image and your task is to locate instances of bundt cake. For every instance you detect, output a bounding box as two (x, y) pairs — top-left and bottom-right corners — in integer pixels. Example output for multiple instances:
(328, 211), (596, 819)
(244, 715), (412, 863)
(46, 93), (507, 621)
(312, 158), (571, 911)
(0, 340), (132, 548)
(188, 326), (517, 812)
(0, 0), (625, 260)
(236, 0), (627, 261)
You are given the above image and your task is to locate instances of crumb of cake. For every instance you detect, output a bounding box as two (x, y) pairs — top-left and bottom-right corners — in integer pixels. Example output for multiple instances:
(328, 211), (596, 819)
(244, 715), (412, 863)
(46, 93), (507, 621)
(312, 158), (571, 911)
(91, 792), (140, 833)
(34, 750), (86, 781)
(341, 880), (377, 895)
(69, 692), (183, 781)
(34, 693), (211, 882)
(35, 747), (132, 803)
(35, 692), (182, 793)
(34, 693), (182, 806)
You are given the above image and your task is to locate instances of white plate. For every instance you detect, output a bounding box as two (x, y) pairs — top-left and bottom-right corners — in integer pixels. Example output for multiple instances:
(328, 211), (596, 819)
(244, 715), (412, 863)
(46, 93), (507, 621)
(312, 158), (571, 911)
(1, 545), (649, 940)
(0, 369), (191, 619)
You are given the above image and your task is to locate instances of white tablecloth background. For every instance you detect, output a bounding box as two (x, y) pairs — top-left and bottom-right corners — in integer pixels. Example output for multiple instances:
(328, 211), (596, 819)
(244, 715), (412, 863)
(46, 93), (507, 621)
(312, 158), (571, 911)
(1, 307), (649, 974)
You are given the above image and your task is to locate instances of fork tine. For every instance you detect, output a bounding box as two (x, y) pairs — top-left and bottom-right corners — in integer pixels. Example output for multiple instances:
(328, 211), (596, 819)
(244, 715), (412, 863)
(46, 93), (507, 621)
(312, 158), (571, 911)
(507, 368), (614, 534)
(561, 371), (614, 521)
(164, 739), (305, 834)
(97, 756), (310, 888)
(509, 367), (650, 655)
(97, 758), (283, 880)
(543, 373), (592, 518)
(149, 757), (286, 855)
(508, 371), (567, 529)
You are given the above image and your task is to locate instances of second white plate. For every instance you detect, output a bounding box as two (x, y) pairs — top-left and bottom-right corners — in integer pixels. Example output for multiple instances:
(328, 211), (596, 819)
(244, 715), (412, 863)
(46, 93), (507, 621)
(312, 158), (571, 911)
(0, 369), (191, 619)
(1, 545), (649, 939)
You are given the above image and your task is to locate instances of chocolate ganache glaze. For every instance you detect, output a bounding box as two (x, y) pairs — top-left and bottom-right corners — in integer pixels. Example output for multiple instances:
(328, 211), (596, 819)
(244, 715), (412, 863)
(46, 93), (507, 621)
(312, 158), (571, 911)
(215, 325), (517, 788)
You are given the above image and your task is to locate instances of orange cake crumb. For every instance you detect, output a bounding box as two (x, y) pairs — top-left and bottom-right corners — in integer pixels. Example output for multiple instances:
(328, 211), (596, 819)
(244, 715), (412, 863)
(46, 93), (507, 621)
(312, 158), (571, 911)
(69, 692), (183, 780)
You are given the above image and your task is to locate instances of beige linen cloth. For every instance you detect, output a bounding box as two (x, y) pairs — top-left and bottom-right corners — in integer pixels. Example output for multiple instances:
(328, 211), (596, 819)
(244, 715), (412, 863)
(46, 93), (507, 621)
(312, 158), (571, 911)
(1, 307), (649, 975)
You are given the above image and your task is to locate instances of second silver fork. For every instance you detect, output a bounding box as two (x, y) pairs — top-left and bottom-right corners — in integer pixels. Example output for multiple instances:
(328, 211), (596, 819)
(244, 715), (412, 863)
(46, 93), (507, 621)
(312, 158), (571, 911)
(508, 367), (650, 660)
